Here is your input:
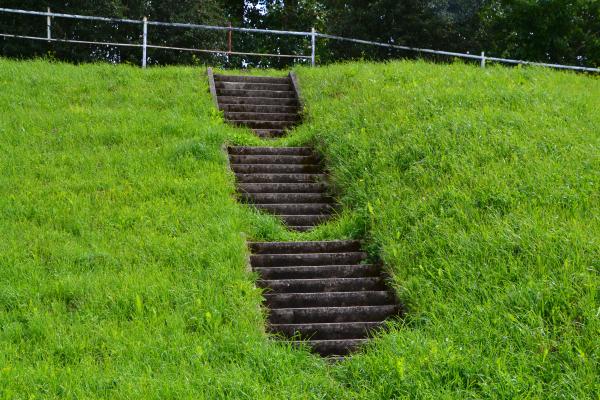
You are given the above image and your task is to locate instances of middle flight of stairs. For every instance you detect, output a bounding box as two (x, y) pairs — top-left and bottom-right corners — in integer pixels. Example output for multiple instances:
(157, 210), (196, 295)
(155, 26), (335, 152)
(228, 146), (336, 231)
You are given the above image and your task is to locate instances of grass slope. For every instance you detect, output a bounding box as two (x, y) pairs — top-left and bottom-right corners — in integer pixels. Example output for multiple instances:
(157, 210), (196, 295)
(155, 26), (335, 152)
(0, 58), (599, 399)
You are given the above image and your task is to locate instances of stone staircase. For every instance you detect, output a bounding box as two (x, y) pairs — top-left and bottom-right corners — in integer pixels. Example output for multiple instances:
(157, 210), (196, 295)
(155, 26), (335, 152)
(249, 240), (401, 357)
(208, 69), (301, 138)
(227, 146), (335, 231)
(210, 72), (402, 358)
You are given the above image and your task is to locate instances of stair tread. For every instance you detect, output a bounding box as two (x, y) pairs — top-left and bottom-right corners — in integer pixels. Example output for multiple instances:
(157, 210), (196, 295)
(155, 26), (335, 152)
(270, 321), (382, 328)
(274, 304), (398, 314)
(228, 146), (313, 155)
(263, 291), (396, 308)
(235, 173), (326, 183)
(240, 193), (332, 203)
(254, 264), (380, 279)
(249, 240), (361, 253)
(214, 74), (291, 84)
(226, 112), (299, 117)
(218, 97), (298, 106)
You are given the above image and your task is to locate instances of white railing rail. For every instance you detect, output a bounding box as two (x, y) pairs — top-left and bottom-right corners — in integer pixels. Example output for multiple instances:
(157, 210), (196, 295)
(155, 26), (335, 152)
(1, 7), (598, 73)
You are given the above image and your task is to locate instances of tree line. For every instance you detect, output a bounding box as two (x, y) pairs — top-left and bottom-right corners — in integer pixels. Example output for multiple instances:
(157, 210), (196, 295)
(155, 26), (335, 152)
(1, 0), (598, 68)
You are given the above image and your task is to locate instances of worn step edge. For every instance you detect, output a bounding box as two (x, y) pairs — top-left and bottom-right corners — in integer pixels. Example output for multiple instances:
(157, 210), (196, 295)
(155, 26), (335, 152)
(237, 183), (328, 194)
(221, 104), (299, 113)
(240, 192), (332, 203)
(251, 252), (366, 267)
(255, 203), (334, 215)
(229, 120), (298, 129)
(249, 240), (361, 254)
(268, 305), (400, 323)
(291, 339), (369, 356)
(217, 89), (296, 98)
(263, 291), (395, 308)
(253, 264), (380, 279)
(258, 277), (385, 293)
(218, 97), (299, 106)
(232, 164), (322, 173)
(269, 321), (383, 340)
(228, 155), (319, 164)
(228, 146), (313, 156)
(235, 173), (326, 183)
(226, 112), (299, 118)
(214, 74), (291, 84)
(216, 82), (292, 91)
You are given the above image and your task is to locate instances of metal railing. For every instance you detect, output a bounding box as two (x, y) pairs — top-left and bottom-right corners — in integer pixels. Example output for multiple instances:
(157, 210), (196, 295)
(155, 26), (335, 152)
(1, 7), (598, 73)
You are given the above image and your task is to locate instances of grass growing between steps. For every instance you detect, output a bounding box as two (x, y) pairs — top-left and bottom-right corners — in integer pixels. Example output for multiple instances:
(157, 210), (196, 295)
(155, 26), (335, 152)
(285, 61), (600, 398)
(1, 57), (598, 398)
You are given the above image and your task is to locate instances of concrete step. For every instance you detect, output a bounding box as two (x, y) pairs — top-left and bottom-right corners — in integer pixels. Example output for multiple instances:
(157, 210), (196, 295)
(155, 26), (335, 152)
(254, 264), (380, 280)
(217, 89), (296, 98)
(225, 112), (300, 122)
(220, 104), (299, 114)
(235, 173), (325, 184)
(268, 305), (400, 324)
(240, 192), (332, 203)
(216, 81), (292, 92)
(218, 97), (299, 106)
(232, 163), (322, 174)
(251, 252), (367, 268)
(303, 339), (368, 356)
(258, 277), (385, 293)
(228, 154), (319, 165)
(249, 240), (361, 254)
(228, 146), (313, 156)
(237, 182), (328, 194)
(230, 120), (297, 130)
(269, 322), (382, 340)
(264, 291), (395, 308)
(214, 74), (290, 84)
(255, 203), (333, 215)
(281, 214), (331, 226)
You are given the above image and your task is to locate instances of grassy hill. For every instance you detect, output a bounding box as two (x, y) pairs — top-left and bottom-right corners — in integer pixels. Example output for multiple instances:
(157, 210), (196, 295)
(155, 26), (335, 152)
(0, 58), (598, 398)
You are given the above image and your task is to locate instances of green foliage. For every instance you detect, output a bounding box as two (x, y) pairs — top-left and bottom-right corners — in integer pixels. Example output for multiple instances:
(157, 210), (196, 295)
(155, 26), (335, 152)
(0, 0), (228, 65)
(1, 1), (599, 68)
(1, 58), (599, 398)
(479, 0), (600, 66)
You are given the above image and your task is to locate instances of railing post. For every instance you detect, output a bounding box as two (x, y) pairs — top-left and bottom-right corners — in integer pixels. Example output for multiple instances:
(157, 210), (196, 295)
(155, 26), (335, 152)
(142, 16), (147, 68)
(311, 27), (316, 67)
(46, 7), (51, 41)
(228, 21), (232, 54)
(481, 51), (486, 68)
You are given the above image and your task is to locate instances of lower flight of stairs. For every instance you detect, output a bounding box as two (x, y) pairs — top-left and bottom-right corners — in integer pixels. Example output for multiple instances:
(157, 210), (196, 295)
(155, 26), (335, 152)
(209, 70), (301, 138)
(228, 146), (335, 231)
(249, 240), (402, 357)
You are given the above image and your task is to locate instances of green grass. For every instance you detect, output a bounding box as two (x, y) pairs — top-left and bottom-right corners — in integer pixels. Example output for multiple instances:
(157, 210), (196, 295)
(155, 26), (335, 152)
(0, 58), (599, 399)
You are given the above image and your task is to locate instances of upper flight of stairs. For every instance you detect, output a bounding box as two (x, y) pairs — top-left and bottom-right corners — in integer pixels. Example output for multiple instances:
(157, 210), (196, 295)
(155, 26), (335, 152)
(249, 240), (402, 357)
(208, 69), (301, 138)
(228, 146), (336, 231)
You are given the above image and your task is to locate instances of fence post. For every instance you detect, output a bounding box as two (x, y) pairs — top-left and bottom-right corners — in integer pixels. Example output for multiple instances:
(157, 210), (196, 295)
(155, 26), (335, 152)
(142, 16), (147, 68)
(228, 22), (232, 53)
(311, 27), (316, 67)
(46, 7), (51, 41)
(481, 51), (486, 68)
